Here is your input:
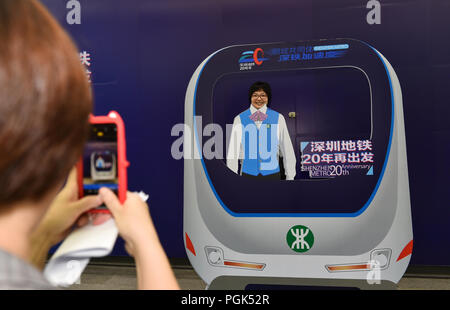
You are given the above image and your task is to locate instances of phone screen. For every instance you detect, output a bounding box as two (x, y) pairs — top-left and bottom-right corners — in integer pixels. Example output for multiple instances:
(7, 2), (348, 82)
(83, 123), (118, 209)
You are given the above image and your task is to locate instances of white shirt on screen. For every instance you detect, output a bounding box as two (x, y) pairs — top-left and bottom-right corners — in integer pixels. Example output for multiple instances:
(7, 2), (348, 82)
(226, 104), (297, 180)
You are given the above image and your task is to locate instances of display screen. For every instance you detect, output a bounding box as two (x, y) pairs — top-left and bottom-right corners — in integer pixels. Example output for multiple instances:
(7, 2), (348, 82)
(83, 124), (118, 209)
(213, 67), (372, 180)
(196, 41), (391, 214)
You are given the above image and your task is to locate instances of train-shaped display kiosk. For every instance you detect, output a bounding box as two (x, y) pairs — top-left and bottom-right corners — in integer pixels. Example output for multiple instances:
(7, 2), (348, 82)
(184, 39), (413, 289)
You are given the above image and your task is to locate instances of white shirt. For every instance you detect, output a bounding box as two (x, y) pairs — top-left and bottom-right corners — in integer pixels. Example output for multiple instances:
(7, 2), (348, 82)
(226, 104), (297, 180)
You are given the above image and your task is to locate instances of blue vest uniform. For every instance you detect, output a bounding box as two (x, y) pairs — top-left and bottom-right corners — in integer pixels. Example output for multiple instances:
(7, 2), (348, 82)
(239, 108), (280, 176)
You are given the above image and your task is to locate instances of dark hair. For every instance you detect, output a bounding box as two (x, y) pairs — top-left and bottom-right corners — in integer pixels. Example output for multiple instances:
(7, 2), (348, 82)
(248, 81), (272, 104)
(0, 0), (92, 206)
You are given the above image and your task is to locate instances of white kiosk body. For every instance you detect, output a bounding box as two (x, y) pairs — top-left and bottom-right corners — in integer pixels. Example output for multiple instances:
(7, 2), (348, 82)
(184, 39), (412, 289)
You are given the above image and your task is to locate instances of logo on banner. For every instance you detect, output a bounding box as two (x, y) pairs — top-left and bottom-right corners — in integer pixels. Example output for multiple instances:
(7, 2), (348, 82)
(286, 225), (314, 253)
(239, 48), (268, 71)
(300, 140), (375, 178)
(366, 0), (381, 25)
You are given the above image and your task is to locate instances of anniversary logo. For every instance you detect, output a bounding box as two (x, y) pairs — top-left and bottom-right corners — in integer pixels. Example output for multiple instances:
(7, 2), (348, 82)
(300, 140), (374, 178)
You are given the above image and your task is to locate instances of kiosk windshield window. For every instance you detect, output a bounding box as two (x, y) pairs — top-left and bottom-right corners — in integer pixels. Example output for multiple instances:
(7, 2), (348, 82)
(213, 67), (372, 180)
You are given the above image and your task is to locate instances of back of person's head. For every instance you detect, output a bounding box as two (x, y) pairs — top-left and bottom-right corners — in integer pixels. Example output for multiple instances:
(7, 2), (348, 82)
(248, 81), (272, 105)
(0, 0), (92, 207)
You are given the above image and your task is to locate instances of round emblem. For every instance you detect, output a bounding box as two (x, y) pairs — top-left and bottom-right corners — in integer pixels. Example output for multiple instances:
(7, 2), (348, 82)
(286, 225), (314, 253)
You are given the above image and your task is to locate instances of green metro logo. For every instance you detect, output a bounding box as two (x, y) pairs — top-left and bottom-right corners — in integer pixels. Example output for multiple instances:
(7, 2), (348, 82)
(286, 225), (314, 253)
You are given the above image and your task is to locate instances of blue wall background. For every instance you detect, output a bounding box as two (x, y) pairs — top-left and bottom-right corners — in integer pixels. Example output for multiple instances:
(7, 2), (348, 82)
(41, 0), (450, 266)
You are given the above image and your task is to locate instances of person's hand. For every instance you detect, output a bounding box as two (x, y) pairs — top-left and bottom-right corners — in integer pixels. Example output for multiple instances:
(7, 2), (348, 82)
(35, 167), (106, 246)
(30, 167), (106, 269)
(98, 187), (157, 257)
(99, 187), (180, 289)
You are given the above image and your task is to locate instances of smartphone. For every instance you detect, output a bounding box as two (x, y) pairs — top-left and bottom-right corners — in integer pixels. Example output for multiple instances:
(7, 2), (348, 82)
(77, 111), (129, 213)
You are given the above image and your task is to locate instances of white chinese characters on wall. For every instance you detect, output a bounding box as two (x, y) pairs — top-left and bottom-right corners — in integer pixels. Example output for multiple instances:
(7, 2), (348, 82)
(79, 51), (92, 83)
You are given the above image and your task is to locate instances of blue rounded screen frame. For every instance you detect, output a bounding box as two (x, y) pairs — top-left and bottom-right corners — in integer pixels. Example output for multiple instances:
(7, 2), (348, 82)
(192, 44), (394, 218)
